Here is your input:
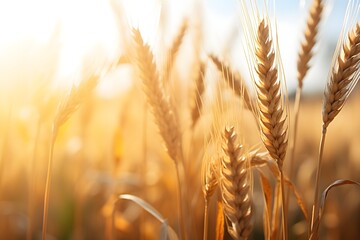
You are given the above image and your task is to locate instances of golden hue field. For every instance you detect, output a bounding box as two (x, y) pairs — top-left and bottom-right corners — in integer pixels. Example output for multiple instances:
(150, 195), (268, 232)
(0, 0), (360, 240)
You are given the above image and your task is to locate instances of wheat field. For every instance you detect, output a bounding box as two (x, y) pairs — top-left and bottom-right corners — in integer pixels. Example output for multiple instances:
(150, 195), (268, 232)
(0, 0), (360, 240)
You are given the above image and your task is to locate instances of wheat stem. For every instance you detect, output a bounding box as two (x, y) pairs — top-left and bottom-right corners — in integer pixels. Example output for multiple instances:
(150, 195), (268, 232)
(203, 198), (209, 240)
(310, 126), (326, 234)
(280, 169), (288, 240)
(141, 102), (148, 240)
(175, 162), (186, 240)
(285, 86), (302, 217)
(41, 125), (57, 240)
(289, 87), (302, 179)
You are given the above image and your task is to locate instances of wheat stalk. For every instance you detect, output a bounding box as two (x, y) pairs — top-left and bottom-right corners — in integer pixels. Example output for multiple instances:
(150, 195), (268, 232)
(287, 0), (324, 222)
(220, 127), (253, 240)
(42, 74), (99, 240)
(297, 0), (323, 88)
(311, 22), (360, 233)
(209, 55), (254, 112)
(254, 18), (288, 240)
(131, 28), (187, 239)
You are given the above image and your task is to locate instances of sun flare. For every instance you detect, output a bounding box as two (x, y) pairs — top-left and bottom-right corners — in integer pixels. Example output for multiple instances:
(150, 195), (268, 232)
(0, 0), (120, 89)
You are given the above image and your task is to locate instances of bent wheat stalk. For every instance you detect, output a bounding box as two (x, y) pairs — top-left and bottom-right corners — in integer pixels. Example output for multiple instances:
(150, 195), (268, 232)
(311, 22), (360, 233)
(131, 29), (186, 240)
(254, 19), (288, 240)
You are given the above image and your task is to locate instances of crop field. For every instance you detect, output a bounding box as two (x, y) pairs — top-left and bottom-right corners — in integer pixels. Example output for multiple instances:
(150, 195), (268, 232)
(0, 0), (360, 240)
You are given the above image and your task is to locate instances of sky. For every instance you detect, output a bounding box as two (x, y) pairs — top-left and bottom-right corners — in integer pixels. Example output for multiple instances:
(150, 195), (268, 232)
(0, 0), (353, 95)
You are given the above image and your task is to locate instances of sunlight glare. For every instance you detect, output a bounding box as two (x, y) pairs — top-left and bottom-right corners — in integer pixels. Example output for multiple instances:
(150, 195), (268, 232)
(0, 0), (119, 89)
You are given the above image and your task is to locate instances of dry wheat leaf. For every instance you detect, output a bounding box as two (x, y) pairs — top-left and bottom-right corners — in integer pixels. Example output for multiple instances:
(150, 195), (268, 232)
(284, 177), (308, 221)
(310, 179), (360, 240)
(160, 221), (179, 240)
(119, 194), (179, 240)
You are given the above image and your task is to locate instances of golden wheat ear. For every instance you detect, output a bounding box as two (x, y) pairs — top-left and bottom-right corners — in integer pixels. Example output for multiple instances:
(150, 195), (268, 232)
(323, 23), (360, 129)
(131, 28), (182, 163)
(162, 19), (188, 82)
(220, 127), (253, 240)
(209, 54), (254, 113)
(54, 75), (99, 130)
(254, 19), (288, 169)
(191, 62), (206, 128)
(252, 17), (289, 240)
(297, 0), (324, 87)
(131, 28), (187, 239)
(201, 157), (218, 240)
(202, 159), (218, 201)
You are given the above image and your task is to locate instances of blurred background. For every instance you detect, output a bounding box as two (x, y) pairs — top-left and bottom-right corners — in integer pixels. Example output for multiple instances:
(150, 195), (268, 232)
(0, 0), (359, 240)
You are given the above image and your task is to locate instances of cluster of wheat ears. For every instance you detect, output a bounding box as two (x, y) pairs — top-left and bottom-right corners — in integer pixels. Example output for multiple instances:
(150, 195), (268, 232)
(125, 0), (360, 239)
(3, 0), (360, 239)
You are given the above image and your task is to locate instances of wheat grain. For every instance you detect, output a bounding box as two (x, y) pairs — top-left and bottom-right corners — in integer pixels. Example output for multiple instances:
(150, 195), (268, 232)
(297, 0), (323, 87)
(254, 19), (288, 169)
(220, 127), (253, 240)
(322, 22), (360, 128)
